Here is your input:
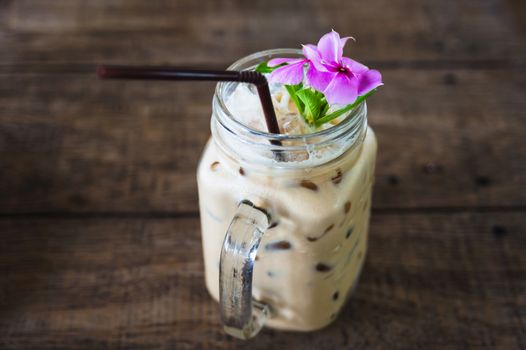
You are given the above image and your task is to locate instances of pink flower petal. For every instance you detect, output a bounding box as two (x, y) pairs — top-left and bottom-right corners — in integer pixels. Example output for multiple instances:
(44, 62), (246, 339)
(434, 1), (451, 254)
(302, 44), (327, 72)
(340, 36), (355, 50)
(268, 57), (304, 67)
(269, 61), (307, 85)
(341, 57), (369, 74)
(323, 73), (359, 105)
(357, 69), (383, 95)
(306, 64), (334, 92)
(317, 30), (343, 64)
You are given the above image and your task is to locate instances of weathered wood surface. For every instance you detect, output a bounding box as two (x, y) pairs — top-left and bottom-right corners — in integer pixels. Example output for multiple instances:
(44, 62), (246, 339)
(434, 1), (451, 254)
(1, 69), (525, 212)
(1, 0), (525, 69)
(1, 0), (525, 349)
(0, 213), (524, 350)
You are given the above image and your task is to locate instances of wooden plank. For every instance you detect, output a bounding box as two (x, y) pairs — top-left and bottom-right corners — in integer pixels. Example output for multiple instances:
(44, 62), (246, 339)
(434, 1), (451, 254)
(0, 213), (524, 349)
(0, 69), (525, 213)
(1, 0), (525, 68)
(506, 0), (526, 36)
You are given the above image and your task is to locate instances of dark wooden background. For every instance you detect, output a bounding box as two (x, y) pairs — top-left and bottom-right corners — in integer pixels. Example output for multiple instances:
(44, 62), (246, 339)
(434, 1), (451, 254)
(1, 1), (525, 349)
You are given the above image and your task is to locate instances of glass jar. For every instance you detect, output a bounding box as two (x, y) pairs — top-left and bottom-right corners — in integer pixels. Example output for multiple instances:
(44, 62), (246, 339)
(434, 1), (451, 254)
(197, 49), (377, 339)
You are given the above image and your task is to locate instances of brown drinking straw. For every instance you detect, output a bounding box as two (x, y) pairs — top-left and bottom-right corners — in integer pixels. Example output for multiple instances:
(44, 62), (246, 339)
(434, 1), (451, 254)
(97, 66), (282, 142)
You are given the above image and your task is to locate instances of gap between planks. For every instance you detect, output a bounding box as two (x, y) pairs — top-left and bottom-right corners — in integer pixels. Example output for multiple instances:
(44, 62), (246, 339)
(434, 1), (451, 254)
(0, 205), (526, 220)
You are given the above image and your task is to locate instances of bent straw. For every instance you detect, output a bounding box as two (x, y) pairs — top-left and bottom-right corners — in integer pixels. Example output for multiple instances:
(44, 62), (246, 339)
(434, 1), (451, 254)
(96, 66), (281, 138)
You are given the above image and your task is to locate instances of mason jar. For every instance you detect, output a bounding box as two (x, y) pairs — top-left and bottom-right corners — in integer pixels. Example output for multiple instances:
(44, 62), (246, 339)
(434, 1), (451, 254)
(197, 49), (377, 339)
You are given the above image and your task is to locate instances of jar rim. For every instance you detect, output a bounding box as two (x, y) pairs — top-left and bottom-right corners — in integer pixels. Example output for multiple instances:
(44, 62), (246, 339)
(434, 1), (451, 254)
(214, 48), (366, 143)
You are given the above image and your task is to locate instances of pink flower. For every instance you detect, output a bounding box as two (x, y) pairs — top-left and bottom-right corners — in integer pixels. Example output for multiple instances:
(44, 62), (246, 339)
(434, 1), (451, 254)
(269, 30), (383, 105)
(266, 47), (313, 86)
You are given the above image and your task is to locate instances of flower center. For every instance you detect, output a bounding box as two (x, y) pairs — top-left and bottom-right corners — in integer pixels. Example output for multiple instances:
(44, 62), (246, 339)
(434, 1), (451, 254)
(338, 66), (348, 73)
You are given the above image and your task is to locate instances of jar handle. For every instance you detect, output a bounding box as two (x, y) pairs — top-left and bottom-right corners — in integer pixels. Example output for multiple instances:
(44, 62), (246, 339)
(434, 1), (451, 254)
(219, 199), (271, 339)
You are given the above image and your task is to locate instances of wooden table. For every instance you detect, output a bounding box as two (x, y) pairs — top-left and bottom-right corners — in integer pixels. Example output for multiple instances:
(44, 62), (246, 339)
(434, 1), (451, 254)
(1, 1), (525, 349)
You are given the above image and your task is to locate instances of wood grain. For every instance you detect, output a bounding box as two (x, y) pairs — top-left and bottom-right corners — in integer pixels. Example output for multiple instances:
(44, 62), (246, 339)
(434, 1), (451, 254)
(0, 213), (524, 350)
(1, 0), (525, 69)
(1, 69), (525, 213)
(1, 0), (525, 348)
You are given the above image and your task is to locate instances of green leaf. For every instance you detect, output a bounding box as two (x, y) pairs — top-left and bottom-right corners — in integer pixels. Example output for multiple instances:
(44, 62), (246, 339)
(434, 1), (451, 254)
(314, 89), (377, 127)
(295, 88), (328, 125)
(255, 61), (285, 74)
(320, 101), (330, 117)
(285, 83), (305, 115)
